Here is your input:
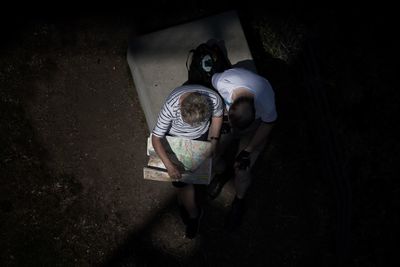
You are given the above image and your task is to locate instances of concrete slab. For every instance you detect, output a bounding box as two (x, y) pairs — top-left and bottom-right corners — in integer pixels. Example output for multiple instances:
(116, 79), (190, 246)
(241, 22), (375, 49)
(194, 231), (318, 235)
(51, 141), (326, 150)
(127, 10), (256, 132)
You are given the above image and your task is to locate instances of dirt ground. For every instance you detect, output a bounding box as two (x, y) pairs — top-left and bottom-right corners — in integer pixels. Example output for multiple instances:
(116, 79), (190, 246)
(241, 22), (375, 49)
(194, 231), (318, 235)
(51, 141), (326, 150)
(1, 2), (398, 267)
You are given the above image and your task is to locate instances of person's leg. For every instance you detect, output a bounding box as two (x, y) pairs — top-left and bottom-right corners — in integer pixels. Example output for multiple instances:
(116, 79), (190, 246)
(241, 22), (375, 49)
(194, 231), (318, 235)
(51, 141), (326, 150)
(225, 166), (254, 232)
(177, 184), (198, 218)
(178, 184), (204, 239)
(233, 119), (266, 199)
(226, 122), (267, 231)
(173, 182), (203, 239)
(233, 149), (262, 199)
(173, 181), (190, 225)
(225, 164), (256, 231)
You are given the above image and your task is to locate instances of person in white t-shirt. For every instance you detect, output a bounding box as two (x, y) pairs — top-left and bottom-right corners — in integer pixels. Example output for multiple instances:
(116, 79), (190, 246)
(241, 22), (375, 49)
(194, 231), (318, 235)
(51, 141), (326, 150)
(208, 67), (277, 231)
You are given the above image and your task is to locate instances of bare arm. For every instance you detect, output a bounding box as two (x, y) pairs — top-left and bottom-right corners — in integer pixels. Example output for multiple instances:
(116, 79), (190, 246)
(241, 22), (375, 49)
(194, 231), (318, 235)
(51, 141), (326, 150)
(244, 122), (274, 153)
(207, 115), (223, 156)
(151, 134), (181, 179)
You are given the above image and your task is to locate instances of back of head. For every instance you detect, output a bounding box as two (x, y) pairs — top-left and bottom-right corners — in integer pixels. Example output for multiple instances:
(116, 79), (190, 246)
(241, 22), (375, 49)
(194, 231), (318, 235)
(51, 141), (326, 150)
(228, 96), (255, 130)
(181, 92), (211, 126)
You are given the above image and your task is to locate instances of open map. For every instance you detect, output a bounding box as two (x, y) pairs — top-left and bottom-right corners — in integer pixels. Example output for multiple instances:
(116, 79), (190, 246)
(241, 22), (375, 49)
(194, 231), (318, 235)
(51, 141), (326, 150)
(143, 135), (212, 184)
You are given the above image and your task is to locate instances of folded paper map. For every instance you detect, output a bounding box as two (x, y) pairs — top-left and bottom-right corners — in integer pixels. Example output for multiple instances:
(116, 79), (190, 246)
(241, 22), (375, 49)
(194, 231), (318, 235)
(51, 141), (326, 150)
(143, 135), (212, 184)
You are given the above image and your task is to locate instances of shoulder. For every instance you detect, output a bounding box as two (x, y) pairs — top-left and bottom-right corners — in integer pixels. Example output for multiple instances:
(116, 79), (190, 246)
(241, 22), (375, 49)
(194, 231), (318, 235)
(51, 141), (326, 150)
(170, 85), (192, 96)
(178, 84), (218, 95)
(212, 67), (257, 83)
(174, 84), (212, 92)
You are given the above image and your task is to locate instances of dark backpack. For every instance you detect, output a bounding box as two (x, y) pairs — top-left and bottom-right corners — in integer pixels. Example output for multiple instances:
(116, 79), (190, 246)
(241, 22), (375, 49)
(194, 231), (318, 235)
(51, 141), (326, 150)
(186, 42), (231, 88)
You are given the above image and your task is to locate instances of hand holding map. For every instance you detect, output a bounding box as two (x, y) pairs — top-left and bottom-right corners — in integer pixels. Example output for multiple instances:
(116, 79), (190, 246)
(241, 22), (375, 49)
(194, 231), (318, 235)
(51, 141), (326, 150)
(143, 135), (212, 184)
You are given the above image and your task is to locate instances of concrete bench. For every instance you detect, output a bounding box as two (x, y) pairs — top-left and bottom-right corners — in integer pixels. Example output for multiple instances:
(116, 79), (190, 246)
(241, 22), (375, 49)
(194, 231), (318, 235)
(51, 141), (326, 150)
(127, 10), (255, 132)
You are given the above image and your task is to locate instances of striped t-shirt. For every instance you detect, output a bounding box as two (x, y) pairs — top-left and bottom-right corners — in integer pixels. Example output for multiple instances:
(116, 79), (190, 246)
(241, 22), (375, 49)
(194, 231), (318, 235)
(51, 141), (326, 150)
(152, 84), (223, 139)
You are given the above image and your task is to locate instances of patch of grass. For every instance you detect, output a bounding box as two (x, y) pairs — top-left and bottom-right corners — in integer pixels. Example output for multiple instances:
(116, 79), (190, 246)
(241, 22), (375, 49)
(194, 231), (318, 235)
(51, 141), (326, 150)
(252, 16), (306, 64)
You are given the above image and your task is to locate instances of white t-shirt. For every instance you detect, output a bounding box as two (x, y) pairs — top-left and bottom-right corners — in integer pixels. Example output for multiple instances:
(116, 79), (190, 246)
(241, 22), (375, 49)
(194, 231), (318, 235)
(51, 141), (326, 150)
(212, 68), (277, 123)
(152, 84), (224, 139)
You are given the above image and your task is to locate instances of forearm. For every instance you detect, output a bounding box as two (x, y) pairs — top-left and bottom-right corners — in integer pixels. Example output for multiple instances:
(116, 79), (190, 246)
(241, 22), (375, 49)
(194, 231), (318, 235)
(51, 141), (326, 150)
(151, 134), (174, 169)
(207, 116), (223, 155)
(244, 122), (274, 152)
(208, 116), (223, 140)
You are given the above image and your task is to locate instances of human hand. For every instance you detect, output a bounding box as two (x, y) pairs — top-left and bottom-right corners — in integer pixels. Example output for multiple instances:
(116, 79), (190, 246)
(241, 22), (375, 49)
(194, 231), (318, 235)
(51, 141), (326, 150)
(234, 150), (251, 170)
(166, 163), (182, 180)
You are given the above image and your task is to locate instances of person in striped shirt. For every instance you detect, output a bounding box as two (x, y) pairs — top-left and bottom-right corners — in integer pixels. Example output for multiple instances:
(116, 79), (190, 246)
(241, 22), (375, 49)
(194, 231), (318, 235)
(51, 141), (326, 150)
(151, 84), (223, 239)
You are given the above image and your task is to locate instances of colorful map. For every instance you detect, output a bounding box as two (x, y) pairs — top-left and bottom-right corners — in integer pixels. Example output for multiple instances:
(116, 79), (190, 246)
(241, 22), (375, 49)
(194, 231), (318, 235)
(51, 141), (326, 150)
(144, 135), (212, 184)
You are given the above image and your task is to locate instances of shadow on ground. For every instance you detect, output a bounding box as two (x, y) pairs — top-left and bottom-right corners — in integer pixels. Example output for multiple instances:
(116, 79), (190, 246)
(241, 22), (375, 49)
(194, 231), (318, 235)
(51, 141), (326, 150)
(1, 2), (398, 266)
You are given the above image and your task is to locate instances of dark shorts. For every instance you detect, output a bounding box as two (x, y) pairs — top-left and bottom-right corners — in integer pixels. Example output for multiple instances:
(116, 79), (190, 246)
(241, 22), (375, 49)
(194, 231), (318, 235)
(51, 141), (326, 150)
(172, 181), (188, 188)
(171, 131), (208, 188)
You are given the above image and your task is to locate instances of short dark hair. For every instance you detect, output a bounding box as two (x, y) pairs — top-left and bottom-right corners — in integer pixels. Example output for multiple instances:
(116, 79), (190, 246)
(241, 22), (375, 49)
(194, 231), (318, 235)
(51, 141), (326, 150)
(181, 92), (211, 126)
(228, 96), (255, 129)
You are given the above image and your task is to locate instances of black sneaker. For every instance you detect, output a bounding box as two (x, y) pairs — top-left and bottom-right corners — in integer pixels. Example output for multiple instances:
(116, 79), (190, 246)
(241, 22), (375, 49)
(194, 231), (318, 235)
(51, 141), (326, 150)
(185, 208), (204, 239)
(225, 197), (245, 232)
(179, 205), (190, 225)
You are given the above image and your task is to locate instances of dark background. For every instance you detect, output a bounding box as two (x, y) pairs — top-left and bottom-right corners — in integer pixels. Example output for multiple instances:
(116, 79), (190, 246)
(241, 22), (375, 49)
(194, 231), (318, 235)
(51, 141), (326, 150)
(1, 1), (398, 266)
